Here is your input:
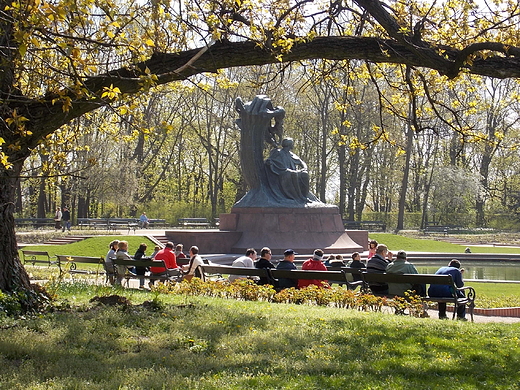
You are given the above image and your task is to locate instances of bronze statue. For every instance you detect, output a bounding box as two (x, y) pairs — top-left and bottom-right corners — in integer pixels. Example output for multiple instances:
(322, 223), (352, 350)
(234, 95), (321, 207)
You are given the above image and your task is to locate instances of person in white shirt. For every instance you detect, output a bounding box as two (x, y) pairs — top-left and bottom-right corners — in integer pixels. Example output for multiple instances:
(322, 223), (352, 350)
(183, 246), (204, 281)
(229, 248), (258, 283)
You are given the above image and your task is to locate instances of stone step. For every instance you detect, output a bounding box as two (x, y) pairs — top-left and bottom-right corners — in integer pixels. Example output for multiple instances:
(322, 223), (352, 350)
(149, 235), (168, 246)
(43, 236), (91, 245)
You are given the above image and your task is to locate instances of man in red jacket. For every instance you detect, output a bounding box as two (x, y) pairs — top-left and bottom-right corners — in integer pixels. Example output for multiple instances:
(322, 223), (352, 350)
(298, 248), (328, 289)
(150, 242), (179, 285)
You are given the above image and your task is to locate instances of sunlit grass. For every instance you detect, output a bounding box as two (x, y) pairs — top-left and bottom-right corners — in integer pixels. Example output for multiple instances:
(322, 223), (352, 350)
(370, 233), (520, 253)
(1, 285), (519, 389)
(19, 235), (156, 258)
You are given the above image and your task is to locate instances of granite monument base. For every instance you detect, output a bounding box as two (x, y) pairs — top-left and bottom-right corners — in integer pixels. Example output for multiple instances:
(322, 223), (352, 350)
(219, 206), (365, 255)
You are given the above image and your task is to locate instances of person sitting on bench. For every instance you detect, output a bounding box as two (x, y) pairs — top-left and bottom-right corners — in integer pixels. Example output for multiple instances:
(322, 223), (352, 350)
(428, 259), (467, 321)
(149, 242), (179, 286)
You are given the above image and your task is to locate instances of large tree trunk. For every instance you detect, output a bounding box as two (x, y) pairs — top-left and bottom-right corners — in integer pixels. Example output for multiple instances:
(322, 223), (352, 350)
(0, 162), (31, 292)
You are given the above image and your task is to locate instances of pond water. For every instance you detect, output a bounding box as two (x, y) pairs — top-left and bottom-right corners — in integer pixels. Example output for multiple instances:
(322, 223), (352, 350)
(413, 261), (520, 281)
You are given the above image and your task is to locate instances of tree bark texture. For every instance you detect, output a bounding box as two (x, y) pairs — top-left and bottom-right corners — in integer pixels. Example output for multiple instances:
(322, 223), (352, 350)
(0, 162), (31, 292)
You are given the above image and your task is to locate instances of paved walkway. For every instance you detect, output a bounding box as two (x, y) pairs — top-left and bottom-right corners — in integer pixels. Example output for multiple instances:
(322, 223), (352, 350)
(424, 309), (520, 324)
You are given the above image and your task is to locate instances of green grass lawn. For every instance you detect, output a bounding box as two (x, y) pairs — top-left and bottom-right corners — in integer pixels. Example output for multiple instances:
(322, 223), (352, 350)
(370, 233), (520, 253)
(1, 284), (519, 389)
(19, 235), (157, 258)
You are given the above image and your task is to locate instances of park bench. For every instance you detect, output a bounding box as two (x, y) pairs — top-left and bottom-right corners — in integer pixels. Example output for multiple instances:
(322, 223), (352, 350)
(21, 250), (61, 270)
(342, 220), (386, 231)
(77, 218), (110, 230)
(200, 265), (363, 290)
(56, 255), (106, 280)
(200, 264), (274, 283)
(112, 258), (183, 287)
(359, 272), (476, 321)
(343, 220), (362, 229)
(360, 221), (386, 231)
(15, 218), (55, 229)
(327, 266), (366, 284)
(178, 217), (211, 228)
(108, 218), (139, 232)
(269, 268), (361, 290)
(146, 219), (167, 228)
(423, 225), (449, 236)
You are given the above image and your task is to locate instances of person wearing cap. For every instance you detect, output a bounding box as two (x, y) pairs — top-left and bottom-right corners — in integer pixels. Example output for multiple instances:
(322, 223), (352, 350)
(428, 259), (467, 320)
(386, 250), (425, 297)
(276, 249), (298, 289)
(255, 247), (276, 285)
(298, 249), (328, 289)
(366, 243), (393, 294)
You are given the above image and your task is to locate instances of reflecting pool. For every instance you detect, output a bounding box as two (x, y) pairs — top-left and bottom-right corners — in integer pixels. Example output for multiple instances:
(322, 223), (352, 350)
(413, 261), (520, 281)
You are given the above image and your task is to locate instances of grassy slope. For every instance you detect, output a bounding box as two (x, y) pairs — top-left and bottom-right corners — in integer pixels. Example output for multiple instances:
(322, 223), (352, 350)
(19, 236), (157, 258)
(1, 288), (519, 389)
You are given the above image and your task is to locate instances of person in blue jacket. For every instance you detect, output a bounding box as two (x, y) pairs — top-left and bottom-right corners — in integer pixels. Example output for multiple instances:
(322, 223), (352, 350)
(428, 259), (466, 320)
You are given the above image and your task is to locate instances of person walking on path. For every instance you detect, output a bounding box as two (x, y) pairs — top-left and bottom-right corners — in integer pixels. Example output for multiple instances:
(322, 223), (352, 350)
(54, 207), (62, 230)
(61, 206), (71, 232)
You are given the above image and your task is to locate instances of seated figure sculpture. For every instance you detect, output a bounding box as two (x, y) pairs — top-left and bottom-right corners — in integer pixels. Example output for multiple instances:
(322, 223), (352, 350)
(266, 138), (316, 203)
(234, 95), (322, 207)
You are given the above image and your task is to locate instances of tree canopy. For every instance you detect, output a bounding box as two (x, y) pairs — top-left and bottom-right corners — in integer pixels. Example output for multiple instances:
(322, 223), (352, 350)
(2, 0), (520, 167)
(2, 0), (520, 294)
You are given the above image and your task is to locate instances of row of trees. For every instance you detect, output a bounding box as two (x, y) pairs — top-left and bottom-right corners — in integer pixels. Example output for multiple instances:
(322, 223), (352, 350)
(18, 62), (520, 230)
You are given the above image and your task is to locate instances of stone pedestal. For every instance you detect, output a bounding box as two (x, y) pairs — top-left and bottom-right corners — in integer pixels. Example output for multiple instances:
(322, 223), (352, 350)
(219, 206), (364, 255)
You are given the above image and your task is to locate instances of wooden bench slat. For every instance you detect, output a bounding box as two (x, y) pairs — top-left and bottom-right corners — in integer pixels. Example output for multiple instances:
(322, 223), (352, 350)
(201, 265), (271, 279)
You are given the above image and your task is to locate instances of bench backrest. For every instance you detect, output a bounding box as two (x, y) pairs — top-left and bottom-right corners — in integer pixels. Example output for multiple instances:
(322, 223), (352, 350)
(270, 269), (347, 283)
(109, 218), (138, 224)
(361, 272), (454, 287)
(56, 255), (104, 264)
(22, 250), (51, 258)
(201, 265), (271, 279)
(112, 258), (168, 270)
(326, 267), (365, 274)
(178, 218), (210, 225)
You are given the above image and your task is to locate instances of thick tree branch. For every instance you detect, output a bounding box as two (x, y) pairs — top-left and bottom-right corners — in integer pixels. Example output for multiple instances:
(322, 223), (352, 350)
(9, 35), (520, 159)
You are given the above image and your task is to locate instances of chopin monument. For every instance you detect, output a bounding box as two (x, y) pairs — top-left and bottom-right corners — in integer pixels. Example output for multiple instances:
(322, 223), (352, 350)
(216, 95), (364, 254)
